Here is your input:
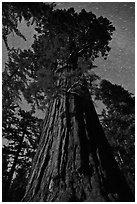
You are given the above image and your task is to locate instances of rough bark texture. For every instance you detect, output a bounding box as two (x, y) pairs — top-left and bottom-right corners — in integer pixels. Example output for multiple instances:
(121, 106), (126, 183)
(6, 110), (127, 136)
(23, 84), (134, 202)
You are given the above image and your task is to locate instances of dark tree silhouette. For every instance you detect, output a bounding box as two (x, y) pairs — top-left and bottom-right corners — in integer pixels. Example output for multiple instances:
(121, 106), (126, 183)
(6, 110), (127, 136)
(2, 91), (42, 201)
(95, 80), (135, 194)
(22, 7), (133, 202)
(2, 2), (54, 50)
(2, 3), (134, 202)
(23, 82), (134, 201)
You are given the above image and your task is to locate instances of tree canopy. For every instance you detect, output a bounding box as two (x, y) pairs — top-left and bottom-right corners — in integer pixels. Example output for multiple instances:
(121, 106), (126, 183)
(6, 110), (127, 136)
(2, 2), (134, 201)
(3, 3), (115, 110)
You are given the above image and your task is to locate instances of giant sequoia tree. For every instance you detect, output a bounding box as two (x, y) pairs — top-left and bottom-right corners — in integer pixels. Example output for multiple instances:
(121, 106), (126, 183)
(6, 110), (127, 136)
(3, 3), (134, 202)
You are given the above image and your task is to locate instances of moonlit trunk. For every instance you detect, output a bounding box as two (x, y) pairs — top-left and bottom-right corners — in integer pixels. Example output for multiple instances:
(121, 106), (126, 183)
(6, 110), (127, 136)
(23, 83), (134, 202)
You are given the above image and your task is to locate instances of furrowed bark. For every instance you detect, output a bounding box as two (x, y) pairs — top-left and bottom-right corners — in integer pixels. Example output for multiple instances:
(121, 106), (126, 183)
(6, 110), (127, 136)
(23, 82), (134, 202)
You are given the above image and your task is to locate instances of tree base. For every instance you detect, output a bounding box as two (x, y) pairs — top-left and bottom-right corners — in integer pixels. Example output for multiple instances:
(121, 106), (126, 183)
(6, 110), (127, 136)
(23, 88), (134, 202)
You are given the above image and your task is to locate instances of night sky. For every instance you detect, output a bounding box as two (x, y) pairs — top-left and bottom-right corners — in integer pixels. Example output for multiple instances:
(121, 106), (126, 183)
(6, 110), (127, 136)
(56, 2), (135, 94)
(2, 2), (135, 93)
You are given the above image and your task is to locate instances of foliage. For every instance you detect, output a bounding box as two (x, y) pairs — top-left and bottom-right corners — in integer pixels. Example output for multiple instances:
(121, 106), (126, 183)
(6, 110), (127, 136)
(2, 2), (55, 50)
(2, 103), (43, 201)
(2, 49), (43, 201)
(3, 3), (135, 201)
(2, 4), (55, 199)
(3, 7), (115, 111)
(95, 80), (135, 193)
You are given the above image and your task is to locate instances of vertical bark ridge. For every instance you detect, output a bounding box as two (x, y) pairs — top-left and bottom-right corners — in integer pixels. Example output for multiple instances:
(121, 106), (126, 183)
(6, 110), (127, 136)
(23, 84), (134, 202)
(23, 99), (57, 200)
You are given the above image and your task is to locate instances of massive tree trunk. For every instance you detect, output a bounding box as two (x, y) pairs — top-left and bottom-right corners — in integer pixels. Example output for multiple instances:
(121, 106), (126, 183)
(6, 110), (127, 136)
(23, 82), (134, 202)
